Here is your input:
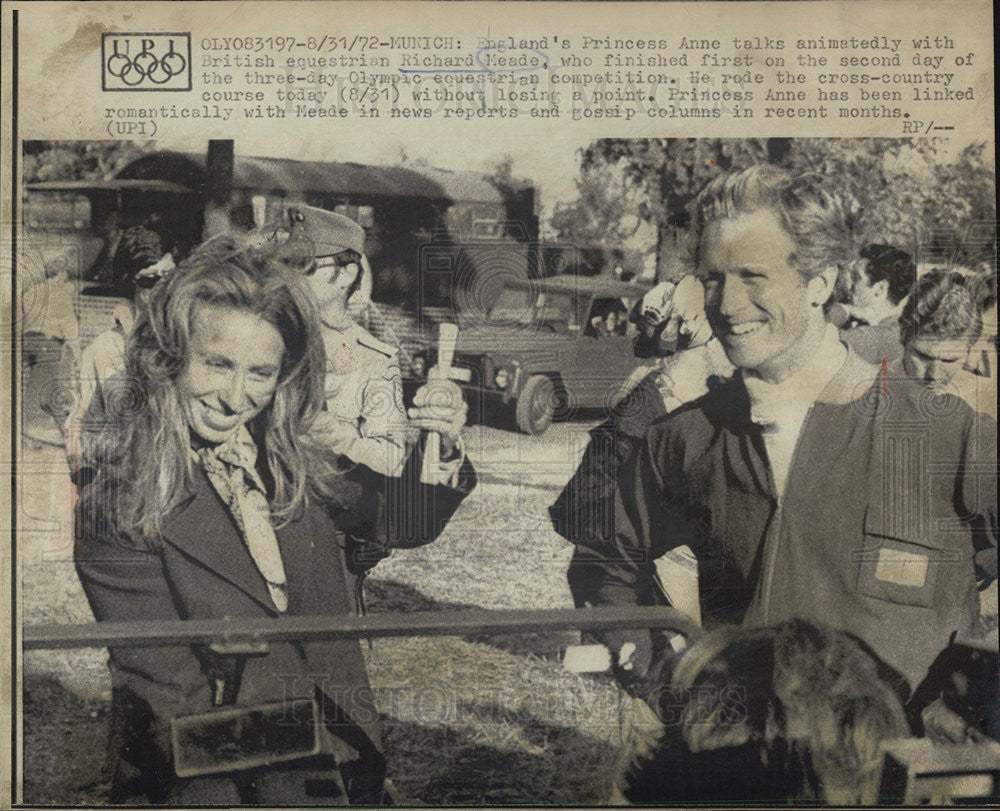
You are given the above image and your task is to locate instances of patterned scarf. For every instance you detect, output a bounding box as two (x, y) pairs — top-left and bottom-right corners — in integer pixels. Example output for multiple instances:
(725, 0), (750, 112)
(197, 427), (288, 612)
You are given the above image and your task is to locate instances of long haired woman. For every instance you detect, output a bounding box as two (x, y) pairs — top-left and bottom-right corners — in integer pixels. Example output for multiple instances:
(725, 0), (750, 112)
(76, 241), (473, 804)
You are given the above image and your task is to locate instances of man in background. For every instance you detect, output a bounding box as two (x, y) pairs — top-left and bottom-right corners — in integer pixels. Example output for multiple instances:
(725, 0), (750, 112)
(840, 243), (916, 364)
(898, 266), (996, 419)
(275, 206), (413, 477)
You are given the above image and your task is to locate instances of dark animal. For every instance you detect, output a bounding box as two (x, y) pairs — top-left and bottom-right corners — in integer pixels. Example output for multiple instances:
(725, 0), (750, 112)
(616, 619), (910, 804)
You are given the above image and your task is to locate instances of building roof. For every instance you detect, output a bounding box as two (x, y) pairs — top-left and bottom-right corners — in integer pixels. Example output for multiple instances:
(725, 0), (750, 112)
(26, 179), (195, 195)
(116, 151), (504, 204)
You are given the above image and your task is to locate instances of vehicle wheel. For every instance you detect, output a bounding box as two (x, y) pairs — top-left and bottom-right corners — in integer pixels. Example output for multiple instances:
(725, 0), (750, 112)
(516, 375), (555, 435)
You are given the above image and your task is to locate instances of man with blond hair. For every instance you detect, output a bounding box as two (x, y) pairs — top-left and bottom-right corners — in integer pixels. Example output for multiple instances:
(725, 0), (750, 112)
(586, 166), (996, 735)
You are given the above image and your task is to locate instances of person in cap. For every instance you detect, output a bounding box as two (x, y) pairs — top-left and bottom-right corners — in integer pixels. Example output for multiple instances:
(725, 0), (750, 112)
(276, 206), (411, 476)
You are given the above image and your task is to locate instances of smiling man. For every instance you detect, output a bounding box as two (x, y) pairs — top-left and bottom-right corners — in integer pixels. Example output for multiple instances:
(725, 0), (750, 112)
(586, 166), (997, 734)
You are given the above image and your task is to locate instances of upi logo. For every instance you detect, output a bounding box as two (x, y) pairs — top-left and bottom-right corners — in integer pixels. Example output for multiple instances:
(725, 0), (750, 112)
(102, 33), (191, 91)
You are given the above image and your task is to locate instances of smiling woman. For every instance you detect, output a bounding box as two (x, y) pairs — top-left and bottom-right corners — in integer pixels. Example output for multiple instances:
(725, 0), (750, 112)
(178, 306), (284, 446)
(73, 240), (475, 804)
(79, 245), (325, 541)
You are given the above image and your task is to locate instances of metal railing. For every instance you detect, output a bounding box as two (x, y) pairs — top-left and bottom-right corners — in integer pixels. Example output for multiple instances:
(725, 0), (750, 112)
(22, 605), (699, 650)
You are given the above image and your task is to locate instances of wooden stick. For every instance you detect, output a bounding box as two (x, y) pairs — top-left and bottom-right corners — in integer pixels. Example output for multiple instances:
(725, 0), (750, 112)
(420, 322), (459, 483)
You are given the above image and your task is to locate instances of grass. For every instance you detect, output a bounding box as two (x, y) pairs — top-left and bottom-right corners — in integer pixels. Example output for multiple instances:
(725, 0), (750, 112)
(368, 636), (624, 804)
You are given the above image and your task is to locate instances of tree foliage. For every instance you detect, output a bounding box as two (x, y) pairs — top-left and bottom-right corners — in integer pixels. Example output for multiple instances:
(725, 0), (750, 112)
(581, 138), (772, 224)
(783, 139), (995, 254)
(551, 138), (995, 272)
(549, 161), (645, 247)
(483, 155), (525, 190)
(23, 141), (158, 183)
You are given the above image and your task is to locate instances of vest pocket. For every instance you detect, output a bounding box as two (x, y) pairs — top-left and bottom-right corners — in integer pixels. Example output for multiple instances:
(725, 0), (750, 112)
(854, 509), (959, 609)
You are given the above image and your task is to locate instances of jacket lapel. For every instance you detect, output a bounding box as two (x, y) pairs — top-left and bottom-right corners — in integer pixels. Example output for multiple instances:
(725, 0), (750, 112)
(161, 466), (278, 613)
(709, 378), (774, 500)
(275, 510), (318, 615)
(712, 381), (777, 581)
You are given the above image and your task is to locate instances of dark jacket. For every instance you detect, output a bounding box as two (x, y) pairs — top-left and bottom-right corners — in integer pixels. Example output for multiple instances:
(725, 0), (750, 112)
(582, 350), (997, 691)
(76, 446), (475, 804)
(840, 314), (904, 366)
(550, 373), (667, 558)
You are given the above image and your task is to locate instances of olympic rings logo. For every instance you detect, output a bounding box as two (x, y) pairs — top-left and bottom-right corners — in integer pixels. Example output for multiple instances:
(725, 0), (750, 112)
(103, 35), (191, 90)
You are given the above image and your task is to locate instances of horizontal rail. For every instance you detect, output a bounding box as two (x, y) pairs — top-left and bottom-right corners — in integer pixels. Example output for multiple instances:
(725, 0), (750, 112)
(23, 606), (699, 650)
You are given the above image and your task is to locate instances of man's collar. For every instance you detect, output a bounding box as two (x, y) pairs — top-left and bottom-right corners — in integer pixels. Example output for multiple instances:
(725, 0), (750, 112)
(741, 324), (847, 423)
(698, 330), (880, 434)
(855, 302), (904, 328)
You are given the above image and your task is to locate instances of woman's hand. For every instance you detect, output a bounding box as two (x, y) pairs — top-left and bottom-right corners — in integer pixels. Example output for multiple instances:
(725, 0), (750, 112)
(408, 366), (468, 456)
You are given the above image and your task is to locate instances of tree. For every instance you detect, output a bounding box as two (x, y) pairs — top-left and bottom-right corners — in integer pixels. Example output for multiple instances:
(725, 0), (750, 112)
(483, 155), (539, 245)
(549, 161), (644, 247)
(548, 160), (652, 277)
(557, 139), (773, 279)
(23, 141), (157, 183)
(552, 138), (995, 279)
(483, 155), (524, 189)
(581, 138), (772, 225)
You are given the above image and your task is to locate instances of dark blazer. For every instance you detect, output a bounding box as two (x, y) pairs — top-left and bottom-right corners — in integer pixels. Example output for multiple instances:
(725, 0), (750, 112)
(76, 446), (475, 804)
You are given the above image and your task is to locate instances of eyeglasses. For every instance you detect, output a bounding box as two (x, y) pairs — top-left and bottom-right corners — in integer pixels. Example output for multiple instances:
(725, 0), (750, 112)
(310, 251), (360, 276)
(314, 251), (357, 268)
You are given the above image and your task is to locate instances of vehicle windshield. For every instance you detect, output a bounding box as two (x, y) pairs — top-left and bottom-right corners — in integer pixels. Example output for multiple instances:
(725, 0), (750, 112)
(584, 297), (630, 337)
(487, 285), (579, 333)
